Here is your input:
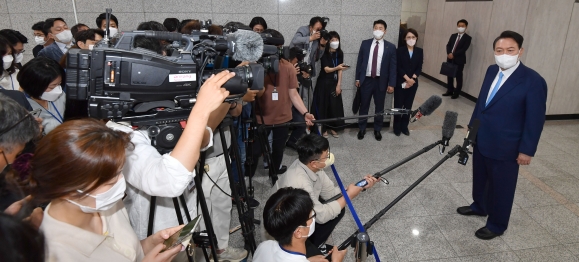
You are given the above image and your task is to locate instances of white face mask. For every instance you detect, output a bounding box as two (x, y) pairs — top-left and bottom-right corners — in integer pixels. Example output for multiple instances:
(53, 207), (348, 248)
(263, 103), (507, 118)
(35, 36), (46, 45)
(15, 53), (23, 64)
(3, 55), (13, 69)
(298, 214), (316, 238)
(373, 30), (385, 40)
(108, 27), (119, 37)
(330, 41), (339, 49)
(406, 39), (416, 47)
(495, 51), (520, 70)
(55, 30), (73, 43)
(457, 27), (466, 33)
(89, 44), (94, 50)
(40, 85), (63, 101)
(316, 152), (335, 169)
(67, 176), (126, 213)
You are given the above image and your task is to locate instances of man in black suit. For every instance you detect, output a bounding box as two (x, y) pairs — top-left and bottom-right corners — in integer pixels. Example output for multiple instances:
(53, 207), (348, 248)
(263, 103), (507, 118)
(355, 19), (397, 141)
(444, 19), (471, 99)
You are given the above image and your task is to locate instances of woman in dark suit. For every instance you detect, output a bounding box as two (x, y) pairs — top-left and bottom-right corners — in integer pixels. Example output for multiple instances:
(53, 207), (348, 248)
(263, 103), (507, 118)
(394, 28), (423, 136)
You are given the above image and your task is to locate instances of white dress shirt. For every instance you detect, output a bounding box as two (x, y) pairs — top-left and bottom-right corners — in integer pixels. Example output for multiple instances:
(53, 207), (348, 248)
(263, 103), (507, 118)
(0, 69), (19, 90)
(366, 38), (384, 77)
(253, 240), (309, 262)
(106, 121), (213, 240)
(27, 93), (66, 135)
(486, 61), (521, 104)
(55, 41), (71, 54)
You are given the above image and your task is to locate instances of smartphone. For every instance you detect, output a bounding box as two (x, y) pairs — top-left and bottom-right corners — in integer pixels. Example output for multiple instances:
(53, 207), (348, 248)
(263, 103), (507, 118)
(342, 64), (350, 67)
(161, 215), (202, 252)
(31, 108), (42, 118)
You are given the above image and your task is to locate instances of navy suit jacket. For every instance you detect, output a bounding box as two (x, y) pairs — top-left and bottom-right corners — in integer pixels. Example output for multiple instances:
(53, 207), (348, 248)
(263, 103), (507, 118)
(446, 33), (471, 65)
(396, 46), (423, 85)
(356, 39), (397, 89)
(469, 63), (547, 161)
(37, 42), (64, 63)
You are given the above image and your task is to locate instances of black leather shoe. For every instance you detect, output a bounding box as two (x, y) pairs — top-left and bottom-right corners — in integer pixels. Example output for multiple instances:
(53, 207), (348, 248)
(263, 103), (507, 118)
(374, 131), (382, 141)
(451, 94), (459, 99)
(457, 206), (486, 216)
(394, 130), (401, 136)
(357, 130), (366, 140)
(475, 227), (502, 240)
(442, 91), (453, 96)
(402, 130), (410, 136)
(277, 165), (287, 174)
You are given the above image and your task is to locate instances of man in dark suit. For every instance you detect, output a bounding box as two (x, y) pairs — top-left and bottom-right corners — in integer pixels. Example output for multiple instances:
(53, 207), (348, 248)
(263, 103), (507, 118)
(457, 31), (547, 240)
(38, 18), (73, 63)
(355, 19), (397, 141)
(444, 19), (472, 99)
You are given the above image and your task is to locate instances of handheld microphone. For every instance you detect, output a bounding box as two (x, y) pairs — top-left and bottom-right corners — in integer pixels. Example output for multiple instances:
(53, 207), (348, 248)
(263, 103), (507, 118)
(226, 30), (264, 62)
(458, 119), (480, 165)
(410, 95), (443, 123)
(441, 111), (458, 153)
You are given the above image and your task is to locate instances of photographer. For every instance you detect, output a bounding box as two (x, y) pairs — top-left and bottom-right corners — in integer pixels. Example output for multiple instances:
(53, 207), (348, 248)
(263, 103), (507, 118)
(105, 71), (234, 243)
(246, 29), (314, 180)
(290, 16), (327, 78)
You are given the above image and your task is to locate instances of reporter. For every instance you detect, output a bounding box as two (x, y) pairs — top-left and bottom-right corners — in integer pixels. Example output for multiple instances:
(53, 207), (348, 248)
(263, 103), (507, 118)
(254, 187), (347, 262)
(31, 21), (52, 57)
(18, 57), (65, 135)
(20, 119), (182, 261)
(249, 17), (267, 33)
(0, 36), (19, 91)
(108, 70), (234, 241)
(0, 29), (27, 69)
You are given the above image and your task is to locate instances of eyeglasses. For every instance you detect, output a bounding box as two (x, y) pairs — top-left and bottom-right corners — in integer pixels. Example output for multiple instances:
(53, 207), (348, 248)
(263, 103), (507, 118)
(311, 148), (331, 163)
(16, 50), (26, 55)
(0, 109), (40, 137)
(308, 210), (317, 220)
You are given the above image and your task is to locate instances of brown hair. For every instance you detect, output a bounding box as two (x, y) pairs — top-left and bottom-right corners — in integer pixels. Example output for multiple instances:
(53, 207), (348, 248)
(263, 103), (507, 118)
(180, 20), (201, 35)
(208, 25), (223, 35)
(26, 119), (132, 203)
(406, 28), (419, 39)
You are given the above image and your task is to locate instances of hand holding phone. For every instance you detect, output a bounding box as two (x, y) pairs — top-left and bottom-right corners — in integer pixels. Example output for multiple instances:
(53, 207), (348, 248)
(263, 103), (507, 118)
(161, 215), (201, 252)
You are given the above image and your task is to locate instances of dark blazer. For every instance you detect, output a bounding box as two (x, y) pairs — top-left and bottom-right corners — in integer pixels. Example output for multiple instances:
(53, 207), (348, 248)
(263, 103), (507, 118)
(396, 46), (423, 85)
(37, 42), (64, 63)
(0, 90), (33, 110)
(356, 39), (397, 89)
(446, 33), (471, 65)
(469, 63), (547, 161)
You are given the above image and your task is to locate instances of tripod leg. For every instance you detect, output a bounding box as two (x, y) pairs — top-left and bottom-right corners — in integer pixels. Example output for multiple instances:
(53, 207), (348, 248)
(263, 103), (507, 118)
(196, 153), (220, 262)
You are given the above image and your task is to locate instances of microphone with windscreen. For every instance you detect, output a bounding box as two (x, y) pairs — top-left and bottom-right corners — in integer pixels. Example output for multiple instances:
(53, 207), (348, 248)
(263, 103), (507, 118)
(410, 95), (443, 123)
(210, 30), (264, 62)
(441, 111), (458, 153)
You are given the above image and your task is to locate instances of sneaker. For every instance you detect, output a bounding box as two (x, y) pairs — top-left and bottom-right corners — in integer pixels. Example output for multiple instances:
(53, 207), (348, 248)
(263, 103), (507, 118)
(211, 246), (248, 262)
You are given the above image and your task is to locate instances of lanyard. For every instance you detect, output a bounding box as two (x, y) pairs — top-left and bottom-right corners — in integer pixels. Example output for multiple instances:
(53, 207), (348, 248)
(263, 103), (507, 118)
(47, 102), (64, 123)
(279, 244), (306, 257)
(0, 74), (15, 90)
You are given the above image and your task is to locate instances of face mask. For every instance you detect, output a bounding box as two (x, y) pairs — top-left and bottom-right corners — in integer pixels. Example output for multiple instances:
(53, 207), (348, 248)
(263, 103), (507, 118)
(316, 153), (335, 169)
(40, 85), (63, 102)
(373, 30), (384, 40)
(88, 44), (94, 50)
(495, 51), (520, 70)
(35, 36), (46, 45)
(67, 176), (126, 213)
(458, 27), (466, 33)
(406, 39), (416, 46)
(55, 30), (73, 43)
(330, 41), (339, 49)
(298, 216), (316, 238)
(3, 55), (13, 69)
(108, 27), (119, 37)
(15, 53), (23, 64)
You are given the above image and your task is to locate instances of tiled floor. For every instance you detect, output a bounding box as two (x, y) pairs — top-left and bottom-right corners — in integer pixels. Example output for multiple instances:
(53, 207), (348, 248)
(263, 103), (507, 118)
(228, 78), (579, 262)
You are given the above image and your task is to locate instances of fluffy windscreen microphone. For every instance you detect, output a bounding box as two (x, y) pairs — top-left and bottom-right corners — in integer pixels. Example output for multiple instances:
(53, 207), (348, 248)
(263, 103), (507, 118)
(228, 30), (264, 62)
(441, 111), (458, 153)
(410, 95), (443, 122)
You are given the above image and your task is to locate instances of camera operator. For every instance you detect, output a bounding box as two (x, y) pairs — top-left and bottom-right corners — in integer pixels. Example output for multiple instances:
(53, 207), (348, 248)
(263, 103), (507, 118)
(246, 29), (314, 179)
(196, 98), (249, 261)
(106, 71), (235, 243)
(249, 17), (267, 33)
(290, 17), (327, 78)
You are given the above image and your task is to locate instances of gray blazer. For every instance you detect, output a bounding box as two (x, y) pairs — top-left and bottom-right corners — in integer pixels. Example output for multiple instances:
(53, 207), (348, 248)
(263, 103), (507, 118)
(290, 25), (324, 77)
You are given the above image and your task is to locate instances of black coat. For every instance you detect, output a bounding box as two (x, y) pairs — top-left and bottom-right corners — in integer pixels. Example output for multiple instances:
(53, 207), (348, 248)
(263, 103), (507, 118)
(446, 33), (472, 65)
(396, 46), (423, 85)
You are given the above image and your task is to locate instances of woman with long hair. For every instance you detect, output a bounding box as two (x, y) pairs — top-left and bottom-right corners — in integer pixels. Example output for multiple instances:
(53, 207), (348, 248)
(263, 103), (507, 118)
(313, 31), (347, 138)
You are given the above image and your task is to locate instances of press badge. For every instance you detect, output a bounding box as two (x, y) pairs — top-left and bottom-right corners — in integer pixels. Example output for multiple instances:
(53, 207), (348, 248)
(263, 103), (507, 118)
(272, 87), (279, 101)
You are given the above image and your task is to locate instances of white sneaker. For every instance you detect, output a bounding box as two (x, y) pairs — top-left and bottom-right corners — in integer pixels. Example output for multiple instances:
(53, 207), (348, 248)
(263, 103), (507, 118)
(211, 246), (248, 262)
